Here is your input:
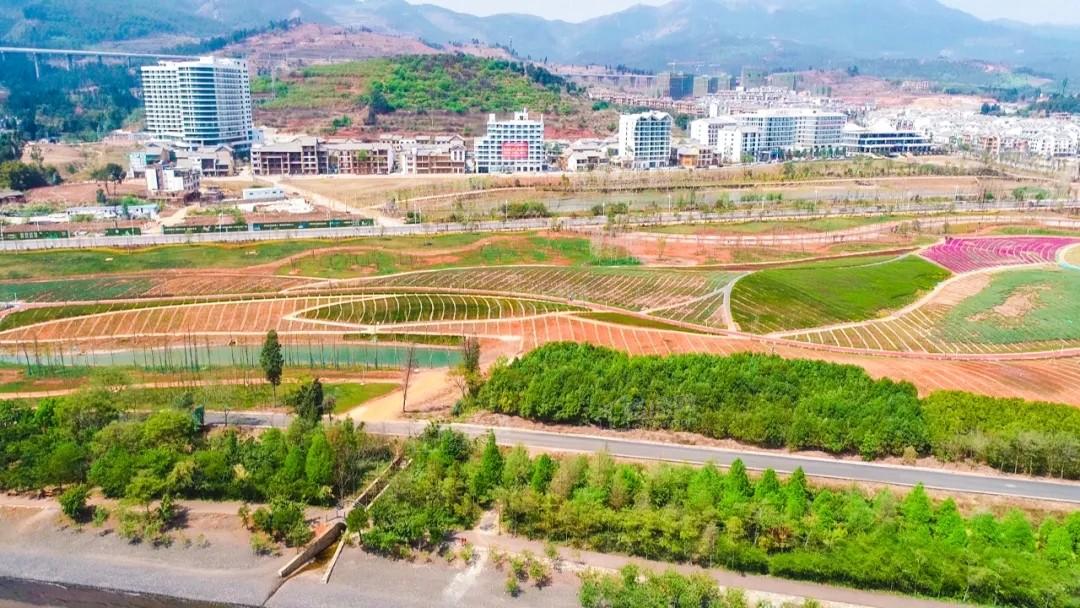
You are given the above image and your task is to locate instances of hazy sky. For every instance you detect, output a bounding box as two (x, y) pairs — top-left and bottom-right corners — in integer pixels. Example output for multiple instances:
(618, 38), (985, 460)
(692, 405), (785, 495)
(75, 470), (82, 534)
(412, 0), (1080, 25)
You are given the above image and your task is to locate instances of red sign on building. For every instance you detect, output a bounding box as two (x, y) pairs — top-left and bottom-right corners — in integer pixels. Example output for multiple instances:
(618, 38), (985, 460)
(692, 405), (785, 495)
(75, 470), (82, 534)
(501, 141), (529, 160)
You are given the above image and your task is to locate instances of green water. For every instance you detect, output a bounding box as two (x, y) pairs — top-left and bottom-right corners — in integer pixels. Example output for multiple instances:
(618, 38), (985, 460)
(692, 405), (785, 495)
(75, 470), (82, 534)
(0, 343), (460, 371)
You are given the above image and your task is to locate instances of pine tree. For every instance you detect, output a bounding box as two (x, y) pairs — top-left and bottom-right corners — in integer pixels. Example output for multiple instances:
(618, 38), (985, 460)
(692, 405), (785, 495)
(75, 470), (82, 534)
(259, 330), (284, 396)
(783, 468), (809, 521)
(470, 432), (503, 502)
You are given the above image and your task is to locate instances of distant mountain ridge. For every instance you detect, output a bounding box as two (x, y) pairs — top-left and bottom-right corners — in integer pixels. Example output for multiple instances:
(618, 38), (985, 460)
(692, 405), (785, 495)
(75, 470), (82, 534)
(327, 0), (1079, 80)
(1, 0), (1078, 84)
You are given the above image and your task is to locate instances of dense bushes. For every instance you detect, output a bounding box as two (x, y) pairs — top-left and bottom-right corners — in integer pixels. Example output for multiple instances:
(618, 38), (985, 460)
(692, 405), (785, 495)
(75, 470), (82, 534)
(0, 387), (394, 506)
(922, 391), (1080, 478)
(356, 426), (1080, 607)
(477, 343), (928, 459)
(477, 343), (1080, 478)
(580, 566), (821, 608)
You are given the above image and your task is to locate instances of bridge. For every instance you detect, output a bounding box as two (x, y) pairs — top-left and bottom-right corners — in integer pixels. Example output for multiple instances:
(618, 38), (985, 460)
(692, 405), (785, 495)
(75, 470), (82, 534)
(0, 46), (200, 78)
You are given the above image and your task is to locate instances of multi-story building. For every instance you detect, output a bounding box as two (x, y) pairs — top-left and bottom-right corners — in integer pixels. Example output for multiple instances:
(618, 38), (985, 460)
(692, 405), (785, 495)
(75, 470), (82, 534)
(618, 111), (673, 169)
(733, 109), (845, 157)
(250, 137), (326, 176)
(145, 164), (200, 200)
(141, 56), (254, 150)
(401, 143), (467, 174)
(843, 125), (932, 156)
(740, 67), (768, 89)
(689, 117), (761, 164)
(655, 73), (694, 100)
(325, 141), (395, 175)
(174, 145), (236, 177)
(473, 109), (545, 174)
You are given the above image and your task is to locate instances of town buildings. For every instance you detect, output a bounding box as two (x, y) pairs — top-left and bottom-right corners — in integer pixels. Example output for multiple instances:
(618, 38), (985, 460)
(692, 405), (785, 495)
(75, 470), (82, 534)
(141, 56), (254, 150)
(473, 109), (546, 174)
(618, 111), (673, 169)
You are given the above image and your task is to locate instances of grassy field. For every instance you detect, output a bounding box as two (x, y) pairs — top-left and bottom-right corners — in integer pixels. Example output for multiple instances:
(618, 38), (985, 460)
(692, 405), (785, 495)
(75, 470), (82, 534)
(989, 226), (1080, 237)
(648, 215), (910, 236)
(343, 333), (465, 346)
(0, 232), (587, 280)
(731, 254), (951, 333)
(575, 311), (711, 334)
(304, 294), (581, 325)
(327, 382), (398, 414)
(939, 269), (1080, 344)
(0, 277), (156, 302)
(280, 235), (599, 278)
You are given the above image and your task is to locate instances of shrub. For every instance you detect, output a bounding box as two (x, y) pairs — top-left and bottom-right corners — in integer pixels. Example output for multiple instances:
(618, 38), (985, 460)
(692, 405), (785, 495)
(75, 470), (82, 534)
(58, 484), (90, 522)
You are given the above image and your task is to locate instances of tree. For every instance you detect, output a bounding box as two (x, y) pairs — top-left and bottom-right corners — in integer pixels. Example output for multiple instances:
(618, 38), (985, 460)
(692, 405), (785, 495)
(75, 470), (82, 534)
(305, 431), (333, 491)
(260, 330), (284, 397)
(289, 377), (325, 423)
(471, 432), (503, 502)
(44, 441), (85, 489)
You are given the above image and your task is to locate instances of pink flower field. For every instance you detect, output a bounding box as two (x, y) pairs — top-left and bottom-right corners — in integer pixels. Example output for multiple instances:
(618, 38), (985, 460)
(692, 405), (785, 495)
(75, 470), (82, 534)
(920, 236), (1079, 273)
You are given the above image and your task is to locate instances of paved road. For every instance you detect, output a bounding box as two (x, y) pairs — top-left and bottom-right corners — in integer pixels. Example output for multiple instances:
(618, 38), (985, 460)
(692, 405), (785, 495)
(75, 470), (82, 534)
(205, 412), (1080, 503)
(2, 200), (1076, 251)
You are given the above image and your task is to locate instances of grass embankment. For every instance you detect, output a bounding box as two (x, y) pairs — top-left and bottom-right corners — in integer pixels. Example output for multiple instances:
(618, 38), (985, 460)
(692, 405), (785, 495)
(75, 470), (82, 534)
(304, 295), (581, 325)
(0, 233), (598, 281)
(328, 382), (398, 414)
(574, 312), (711, 334)
(0, 300), (194, 332)
(731, 254), (950, 333)
(343, 333), (465, 346)
(649, 215), (910, 236)
(280, 235), (604, 279)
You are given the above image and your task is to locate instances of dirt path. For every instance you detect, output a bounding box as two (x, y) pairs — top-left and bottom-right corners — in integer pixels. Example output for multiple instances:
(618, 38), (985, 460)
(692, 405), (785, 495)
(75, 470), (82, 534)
(347, 369), (452, 422)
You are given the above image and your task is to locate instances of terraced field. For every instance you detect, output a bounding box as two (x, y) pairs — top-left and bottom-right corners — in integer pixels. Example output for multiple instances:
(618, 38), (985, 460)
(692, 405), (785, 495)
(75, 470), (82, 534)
(300, 294), (583, 326)
(920, 236), (1078, 273)
(352, 266), (739, 311)
(786, 268), (1080, 354)
(731, 254), (951, 334)
(0, 274), (313, 302)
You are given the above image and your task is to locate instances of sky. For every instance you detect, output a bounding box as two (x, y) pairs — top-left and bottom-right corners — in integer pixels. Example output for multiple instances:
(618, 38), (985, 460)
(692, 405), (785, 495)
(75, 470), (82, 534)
(412, 0), (1080, 25)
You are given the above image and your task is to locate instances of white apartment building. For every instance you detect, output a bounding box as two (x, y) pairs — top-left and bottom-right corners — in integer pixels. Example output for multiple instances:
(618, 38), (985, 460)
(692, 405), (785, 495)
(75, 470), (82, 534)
(689, 117), (761, 163)
(473, 109), (545, 173)
(618, 111), (673, 169)
(142, 56), (254, 150)
(733, 109), (845, 157)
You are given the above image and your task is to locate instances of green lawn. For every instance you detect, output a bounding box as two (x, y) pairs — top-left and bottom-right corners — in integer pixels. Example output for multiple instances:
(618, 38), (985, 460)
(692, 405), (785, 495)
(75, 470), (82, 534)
(281, 235), (598, 279)
(304, 294), (581, 325)
(327, 382), (398, 414)
(938, 269), (1080, 344)
(731, 254), (950, 333)
(0, 232), (551, 281)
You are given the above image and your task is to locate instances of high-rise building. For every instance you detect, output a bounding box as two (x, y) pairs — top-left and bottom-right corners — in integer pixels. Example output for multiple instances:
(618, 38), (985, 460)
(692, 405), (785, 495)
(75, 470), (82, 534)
(473, 109), (545, 173)
(655, 72), (695, 100)
(141, 56), (254, 150)
(618, 111), (673, 169)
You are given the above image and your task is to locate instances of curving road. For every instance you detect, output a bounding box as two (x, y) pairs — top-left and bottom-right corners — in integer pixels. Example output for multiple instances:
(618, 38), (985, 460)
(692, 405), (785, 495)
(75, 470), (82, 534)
(205, 412), (1080, 503)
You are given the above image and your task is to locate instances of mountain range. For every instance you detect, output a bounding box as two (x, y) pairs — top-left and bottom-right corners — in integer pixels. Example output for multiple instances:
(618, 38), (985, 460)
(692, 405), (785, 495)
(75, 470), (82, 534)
(3, 0), (1079, 83)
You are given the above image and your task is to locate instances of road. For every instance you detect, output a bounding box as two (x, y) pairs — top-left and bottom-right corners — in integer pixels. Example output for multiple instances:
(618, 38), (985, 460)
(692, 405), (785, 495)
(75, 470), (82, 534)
(1, 200), (1077, 251)
(204, 412), (1080, 504)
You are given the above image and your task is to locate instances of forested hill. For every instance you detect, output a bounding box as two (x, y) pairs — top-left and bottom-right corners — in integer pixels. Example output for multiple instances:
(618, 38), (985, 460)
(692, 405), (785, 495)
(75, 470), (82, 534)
(254, 55), (586, 132)
(0, 0), (328, 48)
